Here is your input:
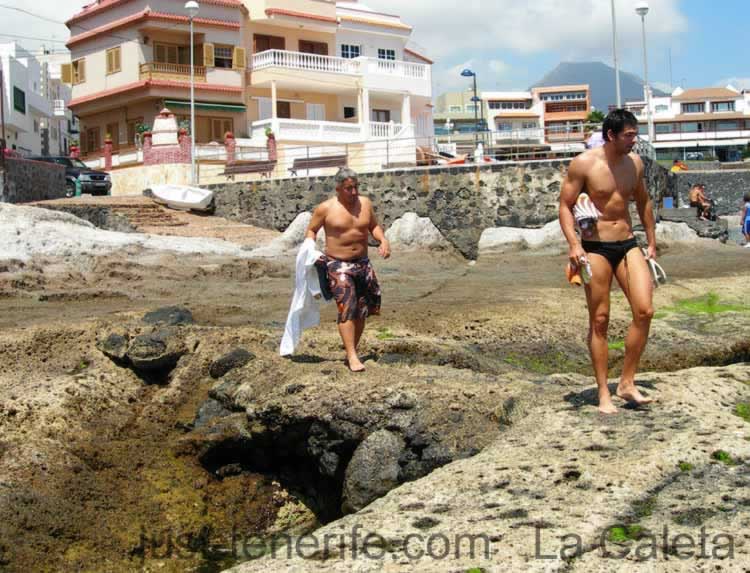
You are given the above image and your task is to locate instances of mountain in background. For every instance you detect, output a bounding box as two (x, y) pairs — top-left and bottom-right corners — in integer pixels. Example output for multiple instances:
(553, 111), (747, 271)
(530, 61), (668, 112)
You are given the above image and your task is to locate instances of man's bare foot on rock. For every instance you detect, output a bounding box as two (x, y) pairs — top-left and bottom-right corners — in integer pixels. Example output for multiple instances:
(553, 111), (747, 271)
(345, 356), (366, 372)
(598, 400), (618, 415)
(616, 383), (654, 406)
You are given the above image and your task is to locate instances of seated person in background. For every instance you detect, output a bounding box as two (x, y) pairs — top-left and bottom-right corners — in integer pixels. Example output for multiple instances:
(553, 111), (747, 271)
(688, 184), (711, 219)
(670, 159), (688, 172)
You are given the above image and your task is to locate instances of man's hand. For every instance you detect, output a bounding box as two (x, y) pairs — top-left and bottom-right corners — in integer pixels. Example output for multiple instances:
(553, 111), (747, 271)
(569, 244), (586, 268)
(645, 243), (657, 260)
(378, 239), (391, 259)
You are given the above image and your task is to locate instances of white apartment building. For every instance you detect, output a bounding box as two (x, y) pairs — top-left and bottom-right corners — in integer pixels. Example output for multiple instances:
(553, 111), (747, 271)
(1, 43), (54, 155)
(64, 0), (434, 173)
(37, 52), (78, 157)
(627, 85), (750, 161)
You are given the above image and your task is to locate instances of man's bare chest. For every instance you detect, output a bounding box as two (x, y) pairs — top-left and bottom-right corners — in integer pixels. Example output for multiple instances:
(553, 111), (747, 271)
(585, 163), (638, 201)
(326, 205), (370, 233)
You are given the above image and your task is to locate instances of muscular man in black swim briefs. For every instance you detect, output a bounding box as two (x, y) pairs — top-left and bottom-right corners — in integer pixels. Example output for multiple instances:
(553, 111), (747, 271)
(559, 109), (657, 414)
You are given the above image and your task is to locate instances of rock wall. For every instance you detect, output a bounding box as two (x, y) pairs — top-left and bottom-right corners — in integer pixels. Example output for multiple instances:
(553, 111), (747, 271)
(674, 170), (750, 215)
(209, 158), (671, 260)
(0, 158), (66, 203)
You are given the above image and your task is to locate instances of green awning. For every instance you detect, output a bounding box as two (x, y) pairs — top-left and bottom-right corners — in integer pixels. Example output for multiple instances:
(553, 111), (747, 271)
(164, 100), (246, 113)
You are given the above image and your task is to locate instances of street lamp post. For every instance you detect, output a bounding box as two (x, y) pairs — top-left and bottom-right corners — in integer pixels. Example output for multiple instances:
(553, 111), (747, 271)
(635, 1), (655, 144)
(461, 69), (478, 148)
(185, 0), (199, 185)
(610, 0), (622, 107)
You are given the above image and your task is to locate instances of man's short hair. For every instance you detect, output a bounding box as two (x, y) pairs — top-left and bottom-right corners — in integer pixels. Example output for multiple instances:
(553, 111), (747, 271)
(335, 167), (358, 187)
(602, 109), (639, 142)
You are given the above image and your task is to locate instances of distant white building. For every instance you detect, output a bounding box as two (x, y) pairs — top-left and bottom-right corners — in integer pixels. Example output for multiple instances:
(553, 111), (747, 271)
(0, 43), (74, 156)
(625, 85), (750, 161)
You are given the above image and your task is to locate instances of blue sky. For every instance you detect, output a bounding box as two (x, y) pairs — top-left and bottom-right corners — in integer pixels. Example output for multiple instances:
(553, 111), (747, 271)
(0, 0), (747, 95)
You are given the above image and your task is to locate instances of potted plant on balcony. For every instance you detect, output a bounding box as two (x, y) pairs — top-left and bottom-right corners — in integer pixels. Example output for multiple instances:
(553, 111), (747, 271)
(265, 127), (277, 161)
(135, 123), (151, 148)
(178, 119), (190, 136)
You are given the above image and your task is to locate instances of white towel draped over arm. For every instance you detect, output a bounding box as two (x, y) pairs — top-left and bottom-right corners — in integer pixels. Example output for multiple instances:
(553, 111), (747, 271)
(280, 239), (327, 356)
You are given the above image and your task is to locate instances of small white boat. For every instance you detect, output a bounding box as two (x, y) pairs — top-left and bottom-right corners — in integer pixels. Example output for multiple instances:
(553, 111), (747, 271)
(148, 184), (214, 212)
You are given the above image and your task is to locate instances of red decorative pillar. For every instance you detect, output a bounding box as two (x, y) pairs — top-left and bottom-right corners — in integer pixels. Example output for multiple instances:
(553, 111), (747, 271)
(103, 138), (113, 171)
(225, 132), (236, 163)
(179, 130), (192, 164)
(143, 132), (153, 165)
(267, 133), (277, 161)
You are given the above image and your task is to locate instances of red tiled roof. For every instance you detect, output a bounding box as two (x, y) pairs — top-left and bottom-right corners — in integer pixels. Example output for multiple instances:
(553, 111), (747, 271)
(69, 79), (242, 108)
(404, 48), (433, 65)
(264, 8), (338, 24)
(67, 9), (241, 47)
(67, 0), (243, 25)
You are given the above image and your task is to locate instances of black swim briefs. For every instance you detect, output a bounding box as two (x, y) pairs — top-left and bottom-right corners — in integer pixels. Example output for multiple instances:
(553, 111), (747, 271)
(581, 237), (639, 271)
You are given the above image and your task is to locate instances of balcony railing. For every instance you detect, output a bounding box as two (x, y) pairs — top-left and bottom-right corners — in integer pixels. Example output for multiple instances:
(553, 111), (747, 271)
(139, 62), (206, 82)
(252, 50), (361, 75)
(251, 50), (430, 82)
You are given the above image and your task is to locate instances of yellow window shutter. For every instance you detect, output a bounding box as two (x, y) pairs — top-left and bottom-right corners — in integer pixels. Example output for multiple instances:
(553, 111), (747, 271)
(232, 47), (246, 70)
(61, 63), (72, 84)
(203, 43), (215, 67)
(80, 60), (86, 82)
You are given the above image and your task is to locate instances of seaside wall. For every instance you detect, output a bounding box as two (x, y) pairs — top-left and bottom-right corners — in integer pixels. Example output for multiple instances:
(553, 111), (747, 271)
(209, 157), (671, 259)
(674, 170), (750, 216)
(0, 158), (66, 203)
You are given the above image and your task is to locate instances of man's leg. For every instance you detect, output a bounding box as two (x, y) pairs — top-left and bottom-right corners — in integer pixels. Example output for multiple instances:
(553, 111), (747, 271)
(614, 248), (655, 405)
(354, 317), (366, 349)
(338, 320), (365, 372)
(584, 254), (616, 414)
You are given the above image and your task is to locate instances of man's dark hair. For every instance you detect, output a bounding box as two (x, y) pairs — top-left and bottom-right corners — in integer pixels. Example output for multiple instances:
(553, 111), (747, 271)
(602, 109), (639, 141)
(673, 159), (679, 164)
(744, 191), (750, 203)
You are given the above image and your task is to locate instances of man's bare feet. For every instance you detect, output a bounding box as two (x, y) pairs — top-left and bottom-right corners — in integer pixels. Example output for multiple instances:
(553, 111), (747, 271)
(616, 383), (654, 406)
(597, 391), (618, 414)
(345, 356), (366, 372)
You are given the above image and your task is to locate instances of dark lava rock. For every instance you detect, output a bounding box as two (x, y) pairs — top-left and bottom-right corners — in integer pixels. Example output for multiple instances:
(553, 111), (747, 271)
(97, 333), (129, 361)
(342, 429), (405, 515)
(209, 348), (255, 379)
(127, 329), (187, 371)
(194, 398), (234, 430)
(143, 306), (194, 326)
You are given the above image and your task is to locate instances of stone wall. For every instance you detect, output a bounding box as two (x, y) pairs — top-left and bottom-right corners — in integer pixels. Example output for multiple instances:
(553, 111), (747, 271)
(109, 164), (192, 197)
(0, 158), (66, 203)
(674, 170), (750, 216)
(209, 157), (671, 259)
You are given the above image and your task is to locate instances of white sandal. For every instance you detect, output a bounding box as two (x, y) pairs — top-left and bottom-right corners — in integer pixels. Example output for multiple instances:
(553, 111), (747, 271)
(642, 248), (667, 287)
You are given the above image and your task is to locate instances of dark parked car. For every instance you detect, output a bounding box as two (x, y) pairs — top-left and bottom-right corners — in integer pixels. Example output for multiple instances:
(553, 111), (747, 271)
(29, 156), (112, 197)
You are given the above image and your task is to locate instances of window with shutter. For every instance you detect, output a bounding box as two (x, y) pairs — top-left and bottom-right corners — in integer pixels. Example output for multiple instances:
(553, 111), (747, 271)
(72, 59), (86, 84)
(233, 47), (246, 70)
(61, 63), (72, 84)
(203, 43), (215, 67)
(106, 47), (121, 74)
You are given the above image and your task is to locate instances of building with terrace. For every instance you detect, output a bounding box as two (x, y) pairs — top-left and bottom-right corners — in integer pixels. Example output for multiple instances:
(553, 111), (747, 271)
(63, 0), (434, 174)
(622, 85), (750, 162)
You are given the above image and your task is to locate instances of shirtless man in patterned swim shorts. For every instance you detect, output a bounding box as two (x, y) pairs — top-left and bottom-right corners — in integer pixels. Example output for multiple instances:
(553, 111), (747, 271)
(306, 168), (391, 372)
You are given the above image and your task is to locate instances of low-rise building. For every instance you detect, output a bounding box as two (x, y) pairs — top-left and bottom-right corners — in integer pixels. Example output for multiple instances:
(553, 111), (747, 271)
(63, 0), (434, 174)
(1, 43), (57, 155)
(630, 85), (750, 161)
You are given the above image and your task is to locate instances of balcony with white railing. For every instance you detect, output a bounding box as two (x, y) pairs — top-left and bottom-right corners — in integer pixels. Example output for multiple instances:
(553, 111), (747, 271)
(53, 99), (67, 117)
(139, 63), (207, 83)
(248, 118), (414, 144)
(251, 50), (432, 97)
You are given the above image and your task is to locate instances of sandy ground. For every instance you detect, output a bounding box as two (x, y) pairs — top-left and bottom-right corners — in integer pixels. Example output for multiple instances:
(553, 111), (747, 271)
(0, 208), (748, 572)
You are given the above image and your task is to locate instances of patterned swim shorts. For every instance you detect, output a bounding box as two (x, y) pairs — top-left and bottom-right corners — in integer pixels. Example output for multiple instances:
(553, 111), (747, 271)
(320, 255), (381, 323)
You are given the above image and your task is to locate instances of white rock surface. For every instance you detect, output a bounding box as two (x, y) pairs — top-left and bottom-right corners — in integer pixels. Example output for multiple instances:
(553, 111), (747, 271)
(478, 220), (565, 253)
(385, 212), (451, 250)
(0, 203), (251, 262)
(655, 221), (701, 243)
(249, 212), (325, 258)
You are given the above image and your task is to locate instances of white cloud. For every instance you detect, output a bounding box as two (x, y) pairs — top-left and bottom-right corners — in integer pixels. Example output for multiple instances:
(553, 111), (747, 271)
(0, 0), (84, 53)
(715, 77), (750, 91)
(370, 0), (687, 60)
(489, 59), (510, 75)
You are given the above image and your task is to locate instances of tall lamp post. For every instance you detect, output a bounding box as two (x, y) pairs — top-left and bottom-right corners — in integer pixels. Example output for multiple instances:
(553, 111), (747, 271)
(610, 0), (622, 107)
(185, 0), (199, 185)
(461, 69), (478, 148)
(635, 1), (654, 144)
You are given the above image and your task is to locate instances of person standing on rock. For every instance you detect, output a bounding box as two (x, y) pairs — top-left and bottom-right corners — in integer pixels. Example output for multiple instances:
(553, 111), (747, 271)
(305, 168), (391, 372)
(559, 109), (656, 414)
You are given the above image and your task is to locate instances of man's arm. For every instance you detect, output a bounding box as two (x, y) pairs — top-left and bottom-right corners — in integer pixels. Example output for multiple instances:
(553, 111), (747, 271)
(305, 203), (327, 241)
(633, 157), (657, 259)
(559, 156), (587, 266)
(367, 200), (391, 259)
